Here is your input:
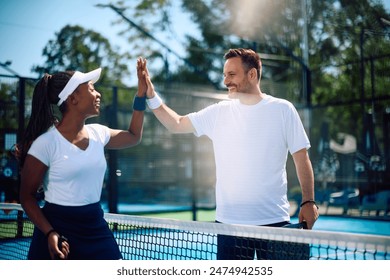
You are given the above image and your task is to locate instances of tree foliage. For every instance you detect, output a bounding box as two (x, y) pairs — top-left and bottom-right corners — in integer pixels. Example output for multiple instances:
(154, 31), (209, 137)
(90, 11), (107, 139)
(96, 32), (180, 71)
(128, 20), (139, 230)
(110, 0), (389, 90)
(109, 0), (390, 164)
(32, 24), (131, 87)
(28, 0), (390, 152)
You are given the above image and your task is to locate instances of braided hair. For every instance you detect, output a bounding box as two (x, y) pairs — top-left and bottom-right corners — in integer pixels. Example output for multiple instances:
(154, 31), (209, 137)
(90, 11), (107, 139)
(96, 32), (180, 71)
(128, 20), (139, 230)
(14, 71), (75, 167)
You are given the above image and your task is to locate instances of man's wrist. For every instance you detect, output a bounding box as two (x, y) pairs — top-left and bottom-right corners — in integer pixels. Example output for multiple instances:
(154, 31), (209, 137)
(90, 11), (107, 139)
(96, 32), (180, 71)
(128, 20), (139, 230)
(300, 199), (319, 209)
(146, 92), (163, 109)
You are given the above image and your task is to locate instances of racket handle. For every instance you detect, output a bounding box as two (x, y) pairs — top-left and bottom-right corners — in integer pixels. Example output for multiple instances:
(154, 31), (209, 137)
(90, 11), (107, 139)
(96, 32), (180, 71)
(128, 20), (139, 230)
(282, 221), (308, 229)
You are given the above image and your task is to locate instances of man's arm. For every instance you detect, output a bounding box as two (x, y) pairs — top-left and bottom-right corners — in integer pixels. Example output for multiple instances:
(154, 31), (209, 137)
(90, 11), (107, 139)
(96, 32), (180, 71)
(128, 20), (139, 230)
(152, 104), (195, 134)
(142, 58), (195, 134)
(292, 148), (319, 229)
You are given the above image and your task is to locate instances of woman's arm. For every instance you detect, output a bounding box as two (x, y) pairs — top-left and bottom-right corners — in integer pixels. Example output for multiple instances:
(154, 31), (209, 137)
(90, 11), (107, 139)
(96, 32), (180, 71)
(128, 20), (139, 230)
(106, 58), (146, 149)
(106, 110), (144, 149)
(20, 155), (69, 259)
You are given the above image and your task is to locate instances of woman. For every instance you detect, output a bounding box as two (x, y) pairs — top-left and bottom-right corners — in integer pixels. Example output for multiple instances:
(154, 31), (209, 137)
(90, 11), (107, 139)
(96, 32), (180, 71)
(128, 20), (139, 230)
(15, 58), (148, 260)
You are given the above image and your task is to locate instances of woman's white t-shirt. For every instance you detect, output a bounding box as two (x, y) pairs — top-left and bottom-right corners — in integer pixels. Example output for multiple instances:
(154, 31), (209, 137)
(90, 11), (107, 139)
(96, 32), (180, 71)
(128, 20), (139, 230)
(188, 94), (310, 225)
(28, 124), (110, 206)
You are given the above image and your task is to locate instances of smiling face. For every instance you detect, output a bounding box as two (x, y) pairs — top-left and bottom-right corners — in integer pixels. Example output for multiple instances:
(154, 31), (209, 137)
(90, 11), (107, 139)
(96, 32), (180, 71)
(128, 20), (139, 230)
(73, 81), (101, 118)
(223, 57), (253, 99)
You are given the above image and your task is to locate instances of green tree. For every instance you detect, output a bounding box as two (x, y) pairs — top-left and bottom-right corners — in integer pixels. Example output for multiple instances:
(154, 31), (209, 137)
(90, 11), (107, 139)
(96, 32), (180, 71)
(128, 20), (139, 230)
(109, 0), (389, 100)
(32, 24), (131, 88)
(31, 24), (139, 114)
(0, 82), (18, 129)
(308, 0), (390, 142)
(109, 0), (390, 187)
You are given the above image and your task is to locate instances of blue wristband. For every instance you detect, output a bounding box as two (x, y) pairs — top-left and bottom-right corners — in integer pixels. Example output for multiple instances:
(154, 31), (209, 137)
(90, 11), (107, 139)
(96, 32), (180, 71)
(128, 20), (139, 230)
(133, 96), (146, 111)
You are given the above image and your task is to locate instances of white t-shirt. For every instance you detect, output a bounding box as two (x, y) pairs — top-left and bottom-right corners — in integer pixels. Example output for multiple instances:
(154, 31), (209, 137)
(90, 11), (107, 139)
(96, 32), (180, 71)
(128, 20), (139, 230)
(28, 124), (110, 206)
(188, 94), (310, 225)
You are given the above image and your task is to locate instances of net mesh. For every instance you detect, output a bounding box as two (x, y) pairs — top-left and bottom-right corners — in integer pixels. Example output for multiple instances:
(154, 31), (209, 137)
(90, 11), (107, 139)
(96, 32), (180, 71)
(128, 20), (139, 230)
(1, 203), (389, 260)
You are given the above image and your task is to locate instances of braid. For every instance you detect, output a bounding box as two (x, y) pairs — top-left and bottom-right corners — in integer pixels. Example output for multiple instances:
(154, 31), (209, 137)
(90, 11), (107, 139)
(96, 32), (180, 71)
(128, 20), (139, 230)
(15, 71), (73, 167)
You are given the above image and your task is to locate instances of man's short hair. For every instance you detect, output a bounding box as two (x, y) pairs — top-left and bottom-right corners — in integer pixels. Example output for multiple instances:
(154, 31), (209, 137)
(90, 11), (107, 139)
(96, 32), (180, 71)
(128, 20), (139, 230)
(224, 48), (262, 80)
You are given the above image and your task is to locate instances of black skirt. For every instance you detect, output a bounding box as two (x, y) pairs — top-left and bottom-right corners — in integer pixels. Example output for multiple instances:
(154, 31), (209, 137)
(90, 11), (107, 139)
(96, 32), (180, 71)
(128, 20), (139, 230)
(28, 201), (122, 260)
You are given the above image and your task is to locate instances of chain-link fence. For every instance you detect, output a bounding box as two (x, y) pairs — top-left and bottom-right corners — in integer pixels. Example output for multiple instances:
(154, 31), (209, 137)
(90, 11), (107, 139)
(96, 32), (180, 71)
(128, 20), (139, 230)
(1, 49), (389, 217)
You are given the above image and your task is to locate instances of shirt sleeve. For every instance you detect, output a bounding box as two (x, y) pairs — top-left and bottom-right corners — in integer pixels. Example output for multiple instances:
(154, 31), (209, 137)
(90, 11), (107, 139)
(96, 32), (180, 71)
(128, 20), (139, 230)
(88, 124), (111, 146)
(285, 103), (311, 154)
(187, 102), (222, 138)
(27, 134), (52, 166)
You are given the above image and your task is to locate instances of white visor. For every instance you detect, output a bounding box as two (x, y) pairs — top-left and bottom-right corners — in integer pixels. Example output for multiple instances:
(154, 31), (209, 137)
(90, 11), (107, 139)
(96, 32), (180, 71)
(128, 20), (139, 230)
(57, 68), (102, 106)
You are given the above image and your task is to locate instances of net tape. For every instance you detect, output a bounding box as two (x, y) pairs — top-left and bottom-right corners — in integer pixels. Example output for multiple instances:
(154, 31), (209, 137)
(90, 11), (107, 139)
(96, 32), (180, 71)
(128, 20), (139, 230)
(1, 203), (389, 260)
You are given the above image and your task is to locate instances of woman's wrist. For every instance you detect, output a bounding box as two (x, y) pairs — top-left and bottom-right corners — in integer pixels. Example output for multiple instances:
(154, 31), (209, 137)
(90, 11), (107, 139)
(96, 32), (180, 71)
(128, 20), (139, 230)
(133, 95), (146, 111)
(45, 229), (57, 239)
(136, 91), (146, 97)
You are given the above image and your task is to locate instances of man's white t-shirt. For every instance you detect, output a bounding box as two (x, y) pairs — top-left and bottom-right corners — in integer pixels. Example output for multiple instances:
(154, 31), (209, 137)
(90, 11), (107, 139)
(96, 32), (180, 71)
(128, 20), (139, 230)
(188, 94), (310, 225)
(28, 124), (110, 206)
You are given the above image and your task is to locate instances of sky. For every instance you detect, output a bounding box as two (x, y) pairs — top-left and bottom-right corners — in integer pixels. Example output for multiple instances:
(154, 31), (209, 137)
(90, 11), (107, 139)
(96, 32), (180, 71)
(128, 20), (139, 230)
(0, 0), (389, 87)
(0, 0), (193, 86)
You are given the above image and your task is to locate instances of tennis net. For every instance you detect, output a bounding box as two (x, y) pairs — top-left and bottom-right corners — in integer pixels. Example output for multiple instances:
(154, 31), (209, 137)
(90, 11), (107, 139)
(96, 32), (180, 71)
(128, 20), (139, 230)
(1, 203), (389, 260)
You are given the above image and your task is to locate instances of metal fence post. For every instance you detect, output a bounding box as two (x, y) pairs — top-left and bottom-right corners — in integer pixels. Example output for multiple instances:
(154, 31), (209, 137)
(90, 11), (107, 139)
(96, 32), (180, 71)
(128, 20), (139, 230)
(107, 86), (118, 213)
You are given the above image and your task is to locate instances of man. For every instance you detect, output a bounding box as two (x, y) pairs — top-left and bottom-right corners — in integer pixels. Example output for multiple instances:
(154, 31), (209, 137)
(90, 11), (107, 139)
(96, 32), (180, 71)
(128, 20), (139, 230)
(141, 48), (319, 259)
